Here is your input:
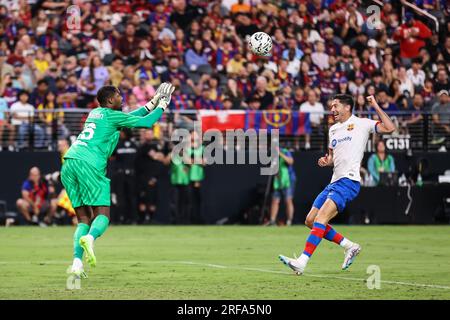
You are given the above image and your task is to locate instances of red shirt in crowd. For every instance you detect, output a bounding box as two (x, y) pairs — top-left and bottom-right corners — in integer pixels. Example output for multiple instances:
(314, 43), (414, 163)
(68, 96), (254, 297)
(394, 20), (432, 59)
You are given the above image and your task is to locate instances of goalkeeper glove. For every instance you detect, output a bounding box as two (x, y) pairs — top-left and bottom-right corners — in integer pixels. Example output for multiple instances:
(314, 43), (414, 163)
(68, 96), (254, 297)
(144, 92), (161, 112)
(144, 82), (175, 112)
(156, 82), (175, 111)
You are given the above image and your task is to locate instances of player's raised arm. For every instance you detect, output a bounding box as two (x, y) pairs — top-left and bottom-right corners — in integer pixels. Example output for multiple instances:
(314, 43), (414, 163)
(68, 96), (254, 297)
(109, 83), (175, 128)
(366, 95), (396, 134)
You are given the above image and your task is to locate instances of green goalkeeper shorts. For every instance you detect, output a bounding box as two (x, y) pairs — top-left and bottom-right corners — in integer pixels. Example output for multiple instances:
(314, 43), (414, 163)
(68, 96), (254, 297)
(61, 158), (111, 208)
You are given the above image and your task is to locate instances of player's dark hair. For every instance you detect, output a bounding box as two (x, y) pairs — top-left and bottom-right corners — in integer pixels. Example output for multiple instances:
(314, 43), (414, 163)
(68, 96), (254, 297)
(97, 86), (117, 107)
(332, 94), (354, 112)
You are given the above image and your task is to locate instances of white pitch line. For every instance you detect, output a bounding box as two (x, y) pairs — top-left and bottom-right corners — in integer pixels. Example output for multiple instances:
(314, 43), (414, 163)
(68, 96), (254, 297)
(171, 260), (450, 291)
(1, 260), (450, 290)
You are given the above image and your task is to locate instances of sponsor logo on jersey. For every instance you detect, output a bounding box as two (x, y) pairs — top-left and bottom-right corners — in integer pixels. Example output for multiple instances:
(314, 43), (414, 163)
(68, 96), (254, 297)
(332, 136), (352, 147)
(88, 112), (104, 120)
(331, 139), (337, 147)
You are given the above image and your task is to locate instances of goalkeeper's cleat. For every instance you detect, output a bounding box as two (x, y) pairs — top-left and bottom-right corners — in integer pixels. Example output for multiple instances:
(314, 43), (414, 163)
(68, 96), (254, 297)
(278, 254), (305, 275)
(79, 235), (97, 267)
(68, 258), (88, 278)
(68, 265), (88, 279)
(342, 243), (361, 270)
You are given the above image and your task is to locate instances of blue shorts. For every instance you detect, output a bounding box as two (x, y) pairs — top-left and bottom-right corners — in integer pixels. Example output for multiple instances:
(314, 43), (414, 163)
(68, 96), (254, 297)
(312, 178), (360, 213)
(272, 185), (294, 200)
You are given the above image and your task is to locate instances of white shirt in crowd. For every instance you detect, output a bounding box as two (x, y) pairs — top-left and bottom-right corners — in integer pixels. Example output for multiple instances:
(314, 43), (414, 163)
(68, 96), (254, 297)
(10, 101), (34, 126)
(299, 101), (325, 125)
(87, 39), (112, 59)
(399, 78), (415, 96)
(328, 115), (378, 183)
(406, 68), (425, 88)
(286, 59), (300, 77)
(311, 52), (329, 70)
(348, 82), (366, 96)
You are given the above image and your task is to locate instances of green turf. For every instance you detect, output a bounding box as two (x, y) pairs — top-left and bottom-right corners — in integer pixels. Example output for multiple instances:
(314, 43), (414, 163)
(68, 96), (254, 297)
(0, 225), (449, 300)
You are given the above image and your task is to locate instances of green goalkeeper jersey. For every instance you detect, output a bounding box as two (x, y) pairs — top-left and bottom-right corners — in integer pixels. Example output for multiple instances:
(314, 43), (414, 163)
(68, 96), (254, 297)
(64, 106), (163, 173)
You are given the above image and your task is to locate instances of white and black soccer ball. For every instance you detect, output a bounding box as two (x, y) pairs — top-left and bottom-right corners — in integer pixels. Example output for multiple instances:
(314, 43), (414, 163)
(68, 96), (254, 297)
(248, 32), (272, 57)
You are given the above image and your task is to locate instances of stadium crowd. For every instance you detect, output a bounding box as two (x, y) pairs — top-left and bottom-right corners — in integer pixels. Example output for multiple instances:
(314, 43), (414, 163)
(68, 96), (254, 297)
(0, 0), (449, 151)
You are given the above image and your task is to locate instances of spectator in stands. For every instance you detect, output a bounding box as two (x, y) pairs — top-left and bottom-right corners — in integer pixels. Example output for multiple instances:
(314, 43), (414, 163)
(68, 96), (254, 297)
(37, 90), (68, 143)
(10, 90), (45, 149)
(54, 76), (77, 108)
(195, 86), (222, 110)
(11, 61), (32, 91)
(397, 66), (415, 98)
(251, 76), (274, 110)
(282, 37), (304, 61)
(349, 74), (366, 96)
(393, 12), (432, 66)
(224, 78), (244, 109)
(89, 30), (113, 60)
(79, 55), (109, 108)
(421, 78), (436, 109)
(354, 94), (368, 116)
(0, 50), (13, 79)
(16, 166), (57, 226)
(185, 38), (209, 72)
(161, 56), (194, 94)
(114, 23), (140, 65)
(367, 140), (396, 186)
(375, 89), (398, 113)
(33, 47), (49, 77)
(371, 71), (389, 93)
(226, 50), (246, 76)
(170, 0), (201, 30)
(29, 79), (49, 108)
(134, 57), (160, 88)
(311, 41), (329, 71)
(434, 69), (449, 93)
(401, 94), (425, 146)
(132, 75), (156, 107)
(0, 95), (14, 151)
(431, 90), (450, 150)
(299, 90), (324, 150)
(407, 58), (426, 90)
(108, 58), (125, 88)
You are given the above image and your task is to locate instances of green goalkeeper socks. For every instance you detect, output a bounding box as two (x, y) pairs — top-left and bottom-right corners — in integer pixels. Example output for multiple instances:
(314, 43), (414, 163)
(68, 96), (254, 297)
(88, 215), (110, 240)
(73, 223), (90, 260)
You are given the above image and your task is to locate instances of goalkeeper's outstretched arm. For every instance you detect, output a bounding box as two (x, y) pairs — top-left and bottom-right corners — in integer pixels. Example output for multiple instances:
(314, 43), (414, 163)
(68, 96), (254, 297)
(133, 107), (164, 128)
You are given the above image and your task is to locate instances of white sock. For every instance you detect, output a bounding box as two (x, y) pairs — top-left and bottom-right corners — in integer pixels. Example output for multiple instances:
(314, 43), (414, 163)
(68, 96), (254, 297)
(296, 253), (310, 266)
(86, 234), (94, 242)
(72, 257), (83, 269)
(340, 238), (354, 250)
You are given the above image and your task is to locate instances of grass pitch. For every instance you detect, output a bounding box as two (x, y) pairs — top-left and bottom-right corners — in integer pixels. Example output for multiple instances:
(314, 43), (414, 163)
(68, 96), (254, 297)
(0, 225), (449, 300)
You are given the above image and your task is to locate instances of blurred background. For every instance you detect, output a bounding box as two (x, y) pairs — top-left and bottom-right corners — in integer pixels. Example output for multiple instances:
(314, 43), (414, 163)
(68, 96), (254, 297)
(0, 0), (449, 227)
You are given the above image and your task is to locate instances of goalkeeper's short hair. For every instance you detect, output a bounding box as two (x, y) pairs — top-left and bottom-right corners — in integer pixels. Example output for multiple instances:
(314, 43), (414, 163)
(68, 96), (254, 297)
(97, 86), (118, 107)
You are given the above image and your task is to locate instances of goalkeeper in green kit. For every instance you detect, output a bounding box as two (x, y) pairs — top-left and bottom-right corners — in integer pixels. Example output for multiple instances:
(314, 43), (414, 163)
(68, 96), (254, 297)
(62, 82), (174, 277)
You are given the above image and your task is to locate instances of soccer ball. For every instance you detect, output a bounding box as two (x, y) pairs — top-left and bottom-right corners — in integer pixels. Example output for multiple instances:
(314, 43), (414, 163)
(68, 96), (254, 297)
(248, 32), (272, 57)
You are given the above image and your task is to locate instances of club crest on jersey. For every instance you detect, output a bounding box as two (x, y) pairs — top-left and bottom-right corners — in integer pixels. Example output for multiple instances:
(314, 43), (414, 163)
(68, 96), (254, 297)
(347, 123), (354, 131)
